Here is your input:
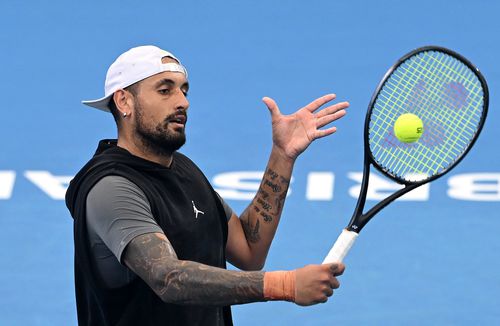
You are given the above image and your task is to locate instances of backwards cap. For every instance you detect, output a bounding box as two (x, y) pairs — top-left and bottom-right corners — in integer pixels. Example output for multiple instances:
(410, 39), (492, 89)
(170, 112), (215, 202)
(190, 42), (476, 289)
(82, 45), (188, 112)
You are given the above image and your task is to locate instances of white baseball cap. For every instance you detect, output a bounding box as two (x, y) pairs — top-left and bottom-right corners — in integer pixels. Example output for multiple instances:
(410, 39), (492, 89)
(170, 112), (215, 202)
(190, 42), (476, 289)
(82, 45), (188, 112)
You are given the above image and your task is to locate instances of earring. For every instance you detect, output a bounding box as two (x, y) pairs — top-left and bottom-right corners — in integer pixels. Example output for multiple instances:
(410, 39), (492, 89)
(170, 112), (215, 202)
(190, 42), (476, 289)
(123, 112), (128, 117)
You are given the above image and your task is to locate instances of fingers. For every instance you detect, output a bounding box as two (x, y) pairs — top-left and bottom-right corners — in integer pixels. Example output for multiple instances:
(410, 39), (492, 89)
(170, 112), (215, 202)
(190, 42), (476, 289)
(316, 108), (347, 129)
(264, 95), (347, 118)
(294, 263), (345, 306)
(304, 94), (337, 112)
(316, 101), (350, 120)
(324, 287), (334, 298)
(329, 276), (340, 290)
(321, 264), (343, 293)
(325, 263), (344, 290)
(312, 101), (348, 140)
(314, 127), (338, 140)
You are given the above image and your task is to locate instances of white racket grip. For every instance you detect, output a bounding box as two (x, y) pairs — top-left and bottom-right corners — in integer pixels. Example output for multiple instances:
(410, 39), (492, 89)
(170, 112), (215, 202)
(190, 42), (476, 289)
(322, 229), (359, 264)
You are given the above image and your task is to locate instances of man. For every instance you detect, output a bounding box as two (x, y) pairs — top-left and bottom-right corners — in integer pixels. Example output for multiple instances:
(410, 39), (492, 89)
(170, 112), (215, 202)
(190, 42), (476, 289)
(66, 45), (349, 326)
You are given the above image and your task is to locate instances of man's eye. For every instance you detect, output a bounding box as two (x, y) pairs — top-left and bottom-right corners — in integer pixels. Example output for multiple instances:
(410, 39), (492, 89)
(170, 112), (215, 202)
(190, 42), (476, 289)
(158, 88), (170, 95)
(182, 91), (189, 97)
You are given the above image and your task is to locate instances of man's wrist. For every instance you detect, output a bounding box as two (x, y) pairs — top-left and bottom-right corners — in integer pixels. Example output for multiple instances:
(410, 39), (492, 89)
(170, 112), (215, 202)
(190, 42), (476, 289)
(270, 146), (296, 167)
(263, 270), (296, 302)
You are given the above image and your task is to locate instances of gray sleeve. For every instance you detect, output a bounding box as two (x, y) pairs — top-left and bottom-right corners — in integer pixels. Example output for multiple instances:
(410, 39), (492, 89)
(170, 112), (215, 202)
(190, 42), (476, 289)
(215, 192), (234, 221)
(86, 175), (164, 262)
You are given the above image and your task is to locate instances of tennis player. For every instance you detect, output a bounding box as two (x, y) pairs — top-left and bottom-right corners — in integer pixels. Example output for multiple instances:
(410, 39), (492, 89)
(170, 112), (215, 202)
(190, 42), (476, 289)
(65, 45), (349, 326)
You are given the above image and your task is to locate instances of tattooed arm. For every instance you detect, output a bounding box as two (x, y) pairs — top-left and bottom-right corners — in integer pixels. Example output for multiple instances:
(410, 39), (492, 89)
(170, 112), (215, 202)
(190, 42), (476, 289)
(123, 232), (265, 305)
(226, 95), (349, 271)
(225, 151), (293, 270)
(123, 232), (345, 306)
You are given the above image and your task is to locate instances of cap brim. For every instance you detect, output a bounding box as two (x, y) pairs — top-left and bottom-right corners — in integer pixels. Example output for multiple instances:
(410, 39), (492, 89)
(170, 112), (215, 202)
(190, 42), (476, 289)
(82, 95), (112, 112)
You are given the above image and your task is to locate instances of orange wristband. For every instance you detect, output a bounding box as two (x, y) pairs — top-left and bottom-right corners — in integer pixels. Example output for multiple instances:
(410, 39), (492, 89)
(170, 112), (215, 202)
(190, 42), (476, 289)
(263, 271), (296, 302)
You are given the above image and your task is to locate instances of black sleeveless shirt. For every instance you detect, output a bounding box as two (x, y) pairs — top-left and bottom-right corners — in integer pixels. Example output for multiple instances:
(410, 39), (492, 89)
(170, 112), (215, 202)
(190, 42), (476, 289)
(65, 140), (232, 326)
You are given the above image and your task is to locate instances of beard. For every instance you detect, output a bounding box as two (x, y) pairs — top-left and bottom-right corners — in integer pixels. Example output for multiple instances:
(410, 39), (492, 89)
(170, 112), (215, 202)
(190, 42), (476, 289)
(133, 99), (187, 157)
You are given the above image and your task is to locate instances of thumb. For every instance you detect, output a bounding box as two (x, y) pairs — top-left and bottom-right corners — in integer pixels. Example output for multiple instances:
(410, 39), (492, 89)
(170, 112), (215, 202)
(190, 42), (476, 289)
(262, 96), (281, 117)
(328, 262), (345, 276)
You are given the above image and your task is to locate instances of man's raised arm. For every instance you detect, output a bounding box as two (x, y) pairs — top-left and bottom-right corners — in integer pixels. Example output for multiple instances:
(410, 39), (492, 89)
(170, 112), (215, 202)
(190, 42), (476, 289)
(226, 94), (349, 270)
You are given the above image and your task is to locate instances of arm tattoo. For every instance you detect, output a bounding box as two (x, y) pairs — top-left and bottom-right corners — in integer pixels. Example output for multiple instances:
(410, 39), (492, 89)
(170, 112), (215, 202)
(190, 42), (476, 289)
(272, 189), (287, 216)
(267, 169), (279, 180)
(257, 197), (272, 212)
(241, 215), (261, 243)
(240, 168), (291, 244)
(123, 233), (265, 306)
(255, 169), (290, 221)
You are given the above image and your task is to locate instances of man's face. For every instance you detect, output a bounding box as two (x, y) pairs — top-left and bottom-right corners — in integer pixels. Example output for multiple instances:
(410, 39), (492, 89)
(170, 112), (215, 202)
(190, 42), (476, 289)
(131, 57), (190, 156)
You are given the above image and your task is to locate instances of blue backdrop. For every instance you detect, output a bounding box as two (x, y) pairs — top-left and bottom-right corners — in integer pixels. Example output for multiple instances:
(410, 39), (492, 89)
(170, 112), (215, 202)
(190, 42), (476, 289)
(0, 0), (499, 325)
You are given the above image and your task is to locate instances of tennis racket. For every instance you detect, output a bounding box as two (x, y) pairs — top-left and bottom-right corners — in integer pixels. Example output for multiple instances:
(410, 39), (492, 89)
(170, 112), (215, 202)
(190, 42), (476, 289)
(323, 46), (489, 264)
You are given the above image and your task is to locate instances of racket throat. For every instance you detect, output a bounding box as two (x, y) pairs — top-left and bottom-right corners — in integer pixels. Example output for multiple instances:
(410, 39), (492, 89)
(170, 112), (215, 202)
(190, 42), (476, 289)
(346, 157), (371, 232)
(346, 214), (368, 233)
(347, 182), (421, 232)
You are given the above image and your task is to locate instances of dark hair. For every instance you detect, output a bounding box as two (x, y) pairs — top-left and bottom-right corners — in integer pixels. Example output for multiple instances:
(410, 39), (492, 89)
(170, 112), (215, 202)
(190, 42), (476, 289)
(108, 82), (141, 125)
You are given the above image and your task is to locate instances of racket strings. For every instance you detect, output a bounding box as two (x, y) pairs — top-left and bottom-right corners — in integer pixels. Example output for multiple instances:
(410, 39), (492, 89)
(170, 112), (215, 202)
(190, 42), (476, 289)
(385, 57), (473, 172)
(376, 54), (482, 177)
(368, 50), (485, 182)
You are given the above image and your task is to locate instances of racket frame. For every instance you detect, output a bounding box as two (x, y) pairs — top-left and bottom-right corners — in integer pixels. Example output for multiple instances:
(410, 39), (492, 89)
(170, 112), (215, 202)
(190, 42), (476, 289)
(345, 45), (489, 233)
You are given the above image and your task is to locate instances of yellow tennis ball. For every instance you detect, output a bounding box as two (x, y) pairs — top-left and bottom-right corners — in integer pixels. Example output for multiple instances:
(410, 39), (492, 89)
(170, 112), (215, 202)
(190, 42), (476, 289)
(394, 113), (424, 143)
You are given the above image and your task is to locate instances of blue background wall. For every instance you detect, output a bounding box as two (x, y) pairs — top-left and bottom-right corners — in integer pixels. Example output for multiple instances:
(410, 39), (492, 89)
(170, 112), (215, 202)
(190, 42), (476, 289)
(0, 1), (498, 324)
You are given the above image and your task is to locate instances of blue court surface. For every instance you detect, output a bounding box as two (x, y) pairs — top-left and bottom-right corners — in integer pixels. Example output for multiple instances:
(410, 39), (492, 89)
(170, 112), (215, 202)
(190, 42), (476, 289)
(1, 1), (499, 325)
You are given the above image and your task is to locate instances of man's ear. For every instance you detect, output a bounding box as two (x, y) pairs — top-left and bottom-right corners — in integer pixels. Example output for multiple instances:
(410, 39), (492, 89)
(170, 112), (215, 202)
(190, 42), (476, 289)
(114, 89), (133, 117)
